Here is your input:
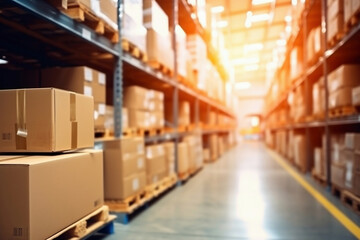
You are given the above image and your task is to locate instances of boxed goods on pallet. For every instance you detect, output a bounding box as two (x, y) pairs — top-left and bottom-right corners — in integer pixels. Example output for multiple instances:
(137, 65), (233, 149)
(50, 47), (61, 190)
(184, 134), (204, 172)
(345, 0), (360, 24)
(327, 0), (344, 42)
(331, 163), (346, 188)
(290, 47), (303, 80)
(342, 133), (360, 194)
(329, 87), (353, 109)
(312, 77), (325, 116)
(146, 144), (167, 185)
(165, 100), (191, 127)
(187, 34), (207, 88)
(176, 25), (187, 78)
(0, 88), (94, 152)
(209, 134), (219, 161)
(276, 131), (287, 156)
(203, 148), (210, 162)
(104, 105), (129, 131)
(294, 135), (306, 171)
(0, 150), (104, 240)
(289, 84), (306, 122)
(103, 137), (146, 200)
(177, 142), (189, 175)
(163, 142), (175, 176)
(331, 134), (345, 164)
(307, 27), (322, 64)
(328, 64), (360, 93)
(41, 66), (106, 131)
(265, 130), (275, 148)
(143, 0), (173, 70)
(124, 86), (164, 128)
(314, 147), (325, 177)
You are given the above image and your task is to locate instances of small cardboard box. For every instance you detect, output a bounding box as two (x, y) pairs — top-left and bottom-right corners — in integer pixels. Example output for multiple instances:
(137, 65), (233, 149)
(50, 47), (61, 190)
(0, 150), (104, 240)
(0, 88), (94, 152)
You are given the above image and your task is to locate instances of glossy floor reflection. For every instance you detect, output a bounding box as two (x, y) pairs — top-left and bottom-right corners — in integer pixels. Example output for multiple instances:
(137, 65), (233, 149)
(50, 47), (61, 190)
(91, 142), (359, 240)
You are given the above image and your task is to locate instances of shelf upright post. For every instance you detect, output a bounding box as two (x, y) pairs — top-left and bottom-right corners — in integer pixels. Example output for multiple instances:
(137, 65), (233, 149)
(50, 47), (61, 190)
(114, 0), (124, 138)
(303, 9), (311, 173)
(172, 0), (179, 173)
(321, 0), (331, 187)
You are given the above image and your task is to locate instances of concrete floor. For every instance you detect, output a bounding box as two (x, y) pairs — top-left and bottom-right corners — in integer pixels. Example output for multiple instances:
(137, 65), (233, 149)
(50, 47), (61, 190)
(91, 142), (360, 240)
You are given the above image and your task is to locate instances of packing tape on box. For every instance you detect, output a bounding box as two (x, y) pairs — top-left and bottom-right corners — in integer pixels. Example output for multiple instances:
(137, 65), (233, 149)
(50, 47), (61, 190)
(70, 93), (78, 149)
(15, 90), (27, 150)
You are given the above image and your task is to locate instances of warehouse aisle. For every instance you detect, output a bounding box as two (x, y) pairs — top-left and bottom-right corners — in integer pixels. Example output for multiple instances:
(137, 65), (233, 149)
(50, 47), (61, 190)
(95, 142), (358, 240)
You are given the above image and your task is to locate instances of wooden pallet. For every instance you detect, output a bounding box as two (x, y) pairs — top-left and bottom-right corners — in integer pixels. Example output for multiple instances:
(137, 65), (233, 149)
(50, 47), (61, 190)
(122, 39), (147, 62)
(329, 106), (358, 118)
(311, 169), (327, 187)
(341, 190), (360, 215)
(106, 190), (149, 214)
(146, 174), (177, 198)
(135, 127), (165, 137)
(147, 60), (174, 77)
(47, 205), (116, 240)
(331, 183), (343, 199)
(94, 127), (106, 138)
(54, 0), (118, 43)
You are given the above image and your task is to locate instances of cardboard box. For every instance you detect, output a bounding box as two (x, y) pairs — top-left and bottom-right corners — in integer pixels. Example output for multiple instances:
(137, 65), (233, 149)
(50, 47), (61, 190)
(143, 0), (169, 35)
(41, 66), (106, 103)
(99, 0), (117, 24)
(314, 147), (323, 176)
(103, 137), (144, 156)
(329, 87), (353, 109)
(146, 29), (174, 70)
(123, 12), (147, 53)
(209, 134), (219, 161)
(106, 171), (146, 200)
(294, 135), (306, 171)
(125, 0), (143, 25)
(328, 14), (344, 41)
(104, 106), (129, 131)
(352, 85), (360, 106)
(0, 150), (104, 240)
(0, 88), (94, 152)
(128, 109), (151, 128)
(312, 78), (325, 116)
(344, 133), (360, 150)
(203, 148), (210, 162)
(345, 0), (353, 23)
(146, 144), (166, 184)
(353, 172), (360, 196)
(328, 0), (344, 20)
(177, 142), (189, 174)
(123, 86), (149, 110)
(165, 100), (191, 126)
(328, 64), (360, 93)
(331, 163), (345, 188)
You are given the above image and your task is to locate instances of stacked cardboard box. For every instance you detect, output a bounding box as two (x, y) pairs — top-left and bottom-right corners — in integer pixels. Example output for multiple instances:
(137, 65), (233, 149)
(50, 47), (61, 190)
(290, 47), (303, 80)
(307, 26), (323, 64)
(328, 64), (360, 109)
(187, 34), (207, 88)
(176, 25), (187, 78)
(123, 86), (164, 128)
(312, 77), (325, 117)
(104, 105), (129, 132)
(163, 142), (176, 176)
(327, 0), (344, 42)
(289, 84), (306, 122)
(342, 133), (360, 195)
(203, 148), (210, 162)
(143, 0), (174, 70)
(276, 131), (287, 156)
(177, 142), (189, 175)
(103, 137), (146, 200)
(146, 144), (167, 185)
(294, 134), (306, 171)
(331, 134), (345, 187)
(0, 88), (104, 239)
(209, 134), (219, 162)
(41, 66), (106, 132)
(183, 134), (204, 173)
(165, 100), (191, 127)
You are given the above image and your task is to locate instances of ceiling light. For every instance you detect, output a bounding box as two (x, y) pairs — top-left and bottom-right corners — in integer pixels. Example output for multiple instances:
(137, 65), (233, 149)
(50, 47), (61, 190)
(216, 20), (228, 28)
(251, 13), (270, 22)
(252, 0), (274, 5)
(211, 5), (224, 13)
(243, 43), (264, 52)
(0, 58), (8, 64)
(235, 82), (251, 90)
(244, 64), (259, 71)
(285, 26), (292, 33)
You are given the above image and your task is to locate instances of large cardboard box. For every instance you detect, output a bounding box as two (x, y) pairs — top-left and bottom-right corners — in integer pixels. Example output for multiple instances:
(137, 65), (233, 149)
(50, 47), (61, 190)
(163, 142), (175, 175)
(146, 29), (173, 70)
(128, 109), (151, 128)
(143, 0), (169, 35)
(123, 13), (147, 53)
(312, 78), (325, 116)
(328, 0), (344, 20)
(0, 150), (104, 240)
(329, 87), (353, 109)
(104, 106), (129, 131)
(345, 133), (360, 150)
(0, 88), (94, 152)
(146, 144), (166, 184)
(328, 64), (360, 93)
(177, 142), (189, 174)
(314, 147), (324, 176)
(165, 100), (191, 126)
(125, 0), (143, 25)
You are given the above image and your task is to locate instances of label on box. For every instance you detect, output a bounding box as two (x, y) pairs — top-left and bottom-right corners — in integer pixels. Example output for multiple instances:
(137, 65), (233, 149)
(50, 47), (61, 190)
(84, 67), (93, 82)
(98, 104), (106, 115)
(132, 178), (139, 191)
(94, 110), (99, 120)
(146, 149), (153, 159)
(137, 157), (144, 169)
(98, 72), (106, 85)
(84, 86), (93, 97)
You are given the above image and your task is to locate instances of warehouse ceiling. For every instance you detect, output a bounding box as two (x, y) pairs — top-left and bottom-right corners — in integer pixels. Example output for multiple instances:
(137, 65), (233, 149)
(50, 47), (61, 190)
(206, 0), (292, 97)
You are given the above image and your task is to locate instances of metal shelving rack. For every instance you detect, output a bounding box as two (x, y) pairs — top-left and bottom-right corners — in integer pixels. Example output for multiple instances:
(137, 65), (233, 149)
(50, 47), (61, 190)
(0, 0), (237, 168)
(265, 0), (360, 186)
